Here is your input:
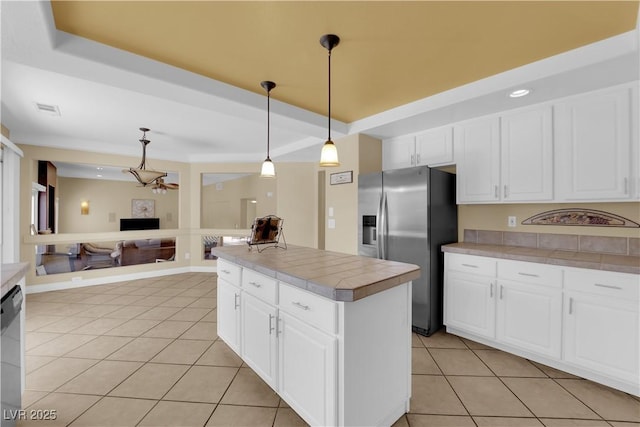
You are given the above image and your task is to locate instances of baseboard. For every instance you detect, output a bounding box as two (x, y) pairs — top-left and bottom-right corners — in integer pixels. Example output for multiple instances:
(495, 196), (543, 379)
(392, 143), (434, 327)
(26, 265), (216, 294)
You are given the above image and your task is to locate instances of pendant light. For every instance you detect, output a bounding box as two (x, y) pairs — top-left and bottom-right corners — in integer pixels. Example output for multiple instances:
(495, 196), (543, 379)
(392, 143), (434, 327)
(319, 34), (340, 167)
(260, 81), (276, 178)
(125, 127), (167, 186)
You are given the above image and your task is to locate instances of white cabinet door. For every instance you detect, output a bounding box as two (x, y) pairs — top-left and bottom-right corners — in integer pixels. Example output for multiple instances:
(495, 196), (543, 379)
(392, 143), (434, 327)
(501, 106), (553, 201)
(445, 271), (495, 339)
(241, 293), (278, 388)
(564, 291), (639, 383)
(496, 280), (561, 358)
(555, 86), (632, 200)
(217, 279), (241, 354)
(382, 135), (415, 171)
(278, 311), (337, 427)
(455, 116), (501, 203)
(415, 126), (454, 166)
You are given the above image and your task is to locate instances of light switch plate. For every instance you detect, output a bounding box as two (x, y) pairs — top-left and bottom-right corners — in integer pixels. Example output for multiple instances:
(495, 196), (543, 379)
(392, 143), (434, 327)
(328, 219), (336, 229)
(508, 216), (517, 227)
(328, 207), (334, 217)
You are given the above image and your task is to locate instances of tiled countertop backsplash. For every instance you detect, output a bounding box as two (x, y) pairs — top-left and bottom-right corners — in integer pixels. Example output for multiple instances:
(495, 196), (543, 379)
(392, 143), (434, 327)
(463, 229), (640, 257)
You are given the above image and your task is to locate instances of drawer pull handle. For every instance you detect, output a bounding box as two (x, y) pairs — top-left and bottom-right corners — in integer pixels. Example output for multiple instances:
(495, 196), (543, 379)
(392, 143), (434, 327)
(594, 283), (622, 290)
(518, 272), (540, 278)
(234, 293), (240, 310)
(489, 282), (494, 298)
(494, 185), (499, 199)
(221, 269), (231, 274)
(292, 301), (311, 311)
(269, 314), (275, 335)
(500, 285), (503, 299)
(569, 297), (573, 315)
(248, 281), (262, 288)
(462, 263), (478, 268)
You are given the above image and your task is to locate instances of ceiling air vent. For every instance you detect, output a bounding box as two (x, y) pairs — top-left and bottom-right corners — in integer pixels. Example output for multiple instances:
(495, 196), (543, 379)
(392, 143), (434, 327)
(34, 103), (61, 116)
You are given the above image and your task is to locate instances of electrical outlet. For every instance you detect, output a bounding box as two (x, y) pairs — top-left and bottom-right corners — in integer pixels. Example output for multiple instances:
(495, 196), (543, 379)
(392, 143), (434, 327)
(508, 216), (517, 228)
(184, 252), (190, 260)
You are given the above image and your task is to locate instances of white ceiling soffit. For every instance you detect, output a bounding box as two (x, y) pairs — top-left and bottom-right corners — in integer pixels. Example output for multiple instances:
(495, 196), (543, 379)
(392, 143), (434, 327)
(1, 1), (344, 163)
(1, 2), (639, 162)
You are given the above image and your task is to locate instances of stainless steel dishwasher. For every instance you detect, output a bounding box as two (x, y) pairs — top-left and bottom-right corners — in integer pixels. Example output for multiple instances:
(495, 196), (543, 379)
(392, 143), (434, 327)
(1, 285), (23, 427)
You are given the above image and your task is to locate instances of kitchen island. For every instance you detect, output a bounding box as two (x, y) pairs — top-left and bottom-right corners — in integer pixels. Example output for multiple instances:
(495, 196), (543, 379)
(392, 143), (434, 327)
(212, 245), (420, 427)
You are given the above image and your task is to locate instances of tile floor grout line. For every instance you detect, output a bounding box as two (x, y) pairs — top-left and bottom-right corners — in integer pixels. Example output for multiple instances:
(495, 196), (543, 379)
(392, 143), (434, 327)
(468, 347), (547, 426)
(423, 345), (478, 426)
(548, 376), (613, 423)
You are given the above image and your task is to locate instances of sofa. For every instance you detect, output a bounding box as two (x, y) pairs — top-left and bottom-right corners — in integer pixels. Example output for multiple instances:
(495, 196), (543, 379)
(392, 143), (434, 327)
(114, 238), (176, 266)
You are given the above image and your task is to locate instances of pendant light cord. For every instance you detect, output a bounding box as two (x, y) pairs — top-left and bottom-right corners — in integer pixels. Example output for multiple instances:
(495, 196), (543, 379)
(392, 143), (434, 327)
(267, 89), (271, 159)
(327, 48), (332, 141)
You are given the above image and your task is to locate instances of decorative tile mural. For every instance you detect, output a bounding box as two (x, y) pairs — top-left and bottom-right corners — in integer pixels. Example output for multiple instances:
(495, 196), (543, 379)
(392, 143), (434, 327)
(522, 209), (639, 228)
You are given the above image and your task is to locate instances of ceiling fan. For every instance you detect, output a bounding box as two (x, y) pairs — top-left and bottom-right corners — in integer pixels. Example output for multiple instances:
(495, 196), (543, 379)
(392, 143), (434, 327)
(150, 177), (179, 194)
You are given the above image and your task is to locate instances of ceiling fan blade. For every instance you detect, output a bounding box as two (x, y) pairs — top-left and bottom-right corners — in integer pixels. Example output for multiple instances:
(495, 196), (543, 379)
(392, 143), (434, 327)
(165, 183), (179, 189)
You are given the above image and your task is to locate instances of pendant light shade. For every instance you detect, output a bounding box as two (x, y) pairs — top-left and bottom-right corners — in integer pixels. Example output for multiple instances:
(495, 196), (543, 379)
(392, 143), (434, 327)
(319, 34), (340, 167)
(260, 80), (276, 178)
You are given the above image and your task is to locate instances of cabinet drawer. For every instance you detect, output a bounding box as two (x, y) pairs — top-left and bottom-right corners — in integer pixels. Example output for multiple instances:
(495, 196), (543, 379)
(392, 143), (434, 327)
(217, 258), (241, 286)
(279, 282), (337, 334)
(565, 268), (639, 300)
(498, 260), (562, 288)
(242, 269), (277, 305)
(447, 253), (496, 276)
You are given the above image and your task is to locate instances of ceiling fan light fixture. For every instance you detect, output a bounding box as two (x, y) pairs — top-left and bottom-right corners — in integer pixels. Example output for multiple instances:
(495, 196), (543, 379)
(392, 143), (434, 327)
(126, 127), (167, 186)
(260, 81), (277, 178)
(319, 34), (341, 167)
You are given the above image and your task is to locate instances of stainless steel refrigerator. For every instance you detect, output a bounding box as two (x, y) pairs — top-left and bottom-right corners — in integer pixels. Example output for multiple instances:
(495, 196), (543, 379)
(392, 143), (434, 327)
(358, 166), (457, 336)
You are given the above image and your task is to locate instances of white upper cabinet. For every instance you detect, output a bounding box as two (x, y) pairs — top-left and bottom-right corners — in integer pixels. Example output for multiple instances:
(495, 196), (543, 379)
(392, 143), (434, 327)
(383, 126), (454, 170)
(382, 135), (416, 171)
(415, 126), (454, 167)
(455, 116), (501, 203)
(501, 106), (553, 201)
(554, 85), (633, 201)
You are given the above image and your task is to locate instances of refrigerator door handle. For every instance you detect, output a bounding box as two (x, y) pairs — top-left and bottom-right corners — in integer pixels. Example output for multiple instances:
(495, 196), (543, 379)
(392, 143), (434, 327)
(376, 193), (383, 259)
(381, 192), (388, 260)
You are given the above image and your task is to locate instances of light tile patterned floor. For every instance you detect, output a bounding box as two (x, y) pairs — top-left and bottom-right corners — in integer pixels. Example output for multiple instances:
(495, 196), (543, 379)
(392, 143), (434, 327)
(17, 273), (640, 426)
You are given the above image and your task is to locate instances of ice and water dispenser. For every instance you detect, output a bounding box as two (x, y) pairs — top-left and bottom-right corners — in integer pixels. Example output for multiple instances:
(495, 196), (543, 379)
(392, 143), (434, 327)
(362, 215), (377, 245)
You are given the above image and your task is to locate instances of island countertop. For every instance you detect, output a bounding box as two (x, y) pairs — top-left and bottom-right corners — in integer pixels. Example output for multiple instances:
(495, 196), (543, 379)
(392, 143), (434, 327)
(1, 262), (29, 299)
(212, 245), (420, 302)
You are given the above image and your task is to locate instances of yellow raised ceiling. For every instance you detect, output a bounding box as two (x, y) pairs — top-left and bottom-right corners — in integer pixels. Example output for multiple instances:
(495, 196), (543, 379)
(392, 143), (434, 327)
(51, 1), (638, 122)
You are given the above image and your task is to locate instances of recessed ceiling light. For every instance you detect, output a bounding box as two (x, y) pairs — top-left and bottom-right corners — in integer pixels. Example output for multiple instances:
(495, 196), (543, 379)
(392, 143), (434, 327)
(96, 167), (103, 171)
(96, 174), (103, 178)
(509, 89), (530, 98)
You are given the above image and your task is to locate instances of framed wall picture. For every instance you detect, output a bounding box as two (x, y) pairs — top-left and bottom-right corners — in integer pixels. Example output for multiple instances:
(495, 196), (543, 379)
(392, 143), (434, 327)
(330, 171), (353, 185)
(132, 199), (155, 218)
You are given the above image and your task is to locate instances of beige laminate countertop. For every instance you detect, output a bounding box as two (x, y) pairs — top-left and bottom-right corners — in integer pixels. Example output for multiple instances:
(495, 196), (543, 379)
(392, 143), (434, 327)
(212, 245), (420, 301)
(1, 262), (29, 299)
(442, 243), (640, 275)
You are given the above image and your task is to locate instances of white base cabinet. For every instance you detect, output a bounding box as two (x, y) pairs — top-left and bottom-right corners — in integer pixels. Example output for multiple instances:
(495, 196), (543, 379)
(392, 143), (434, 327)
(217, 259), (412, 426)
(217, 278), (241, 354)
(241, 292), (278, 388)
(278, 311), (337, 426)
(445, 253), (639, 396)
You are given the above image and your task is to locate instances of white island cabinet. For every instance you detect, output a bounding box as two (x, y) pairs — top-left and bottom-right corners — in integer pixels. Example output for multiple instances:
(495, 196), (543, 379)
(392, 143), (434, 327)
(214, 245), (419, 427)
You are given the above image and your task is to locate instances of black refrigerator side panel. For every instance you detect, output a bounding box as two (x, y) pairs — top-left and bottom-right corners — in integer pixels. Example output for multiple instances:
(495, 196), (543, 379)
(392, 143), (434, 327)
(423, 168), (458, 336)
